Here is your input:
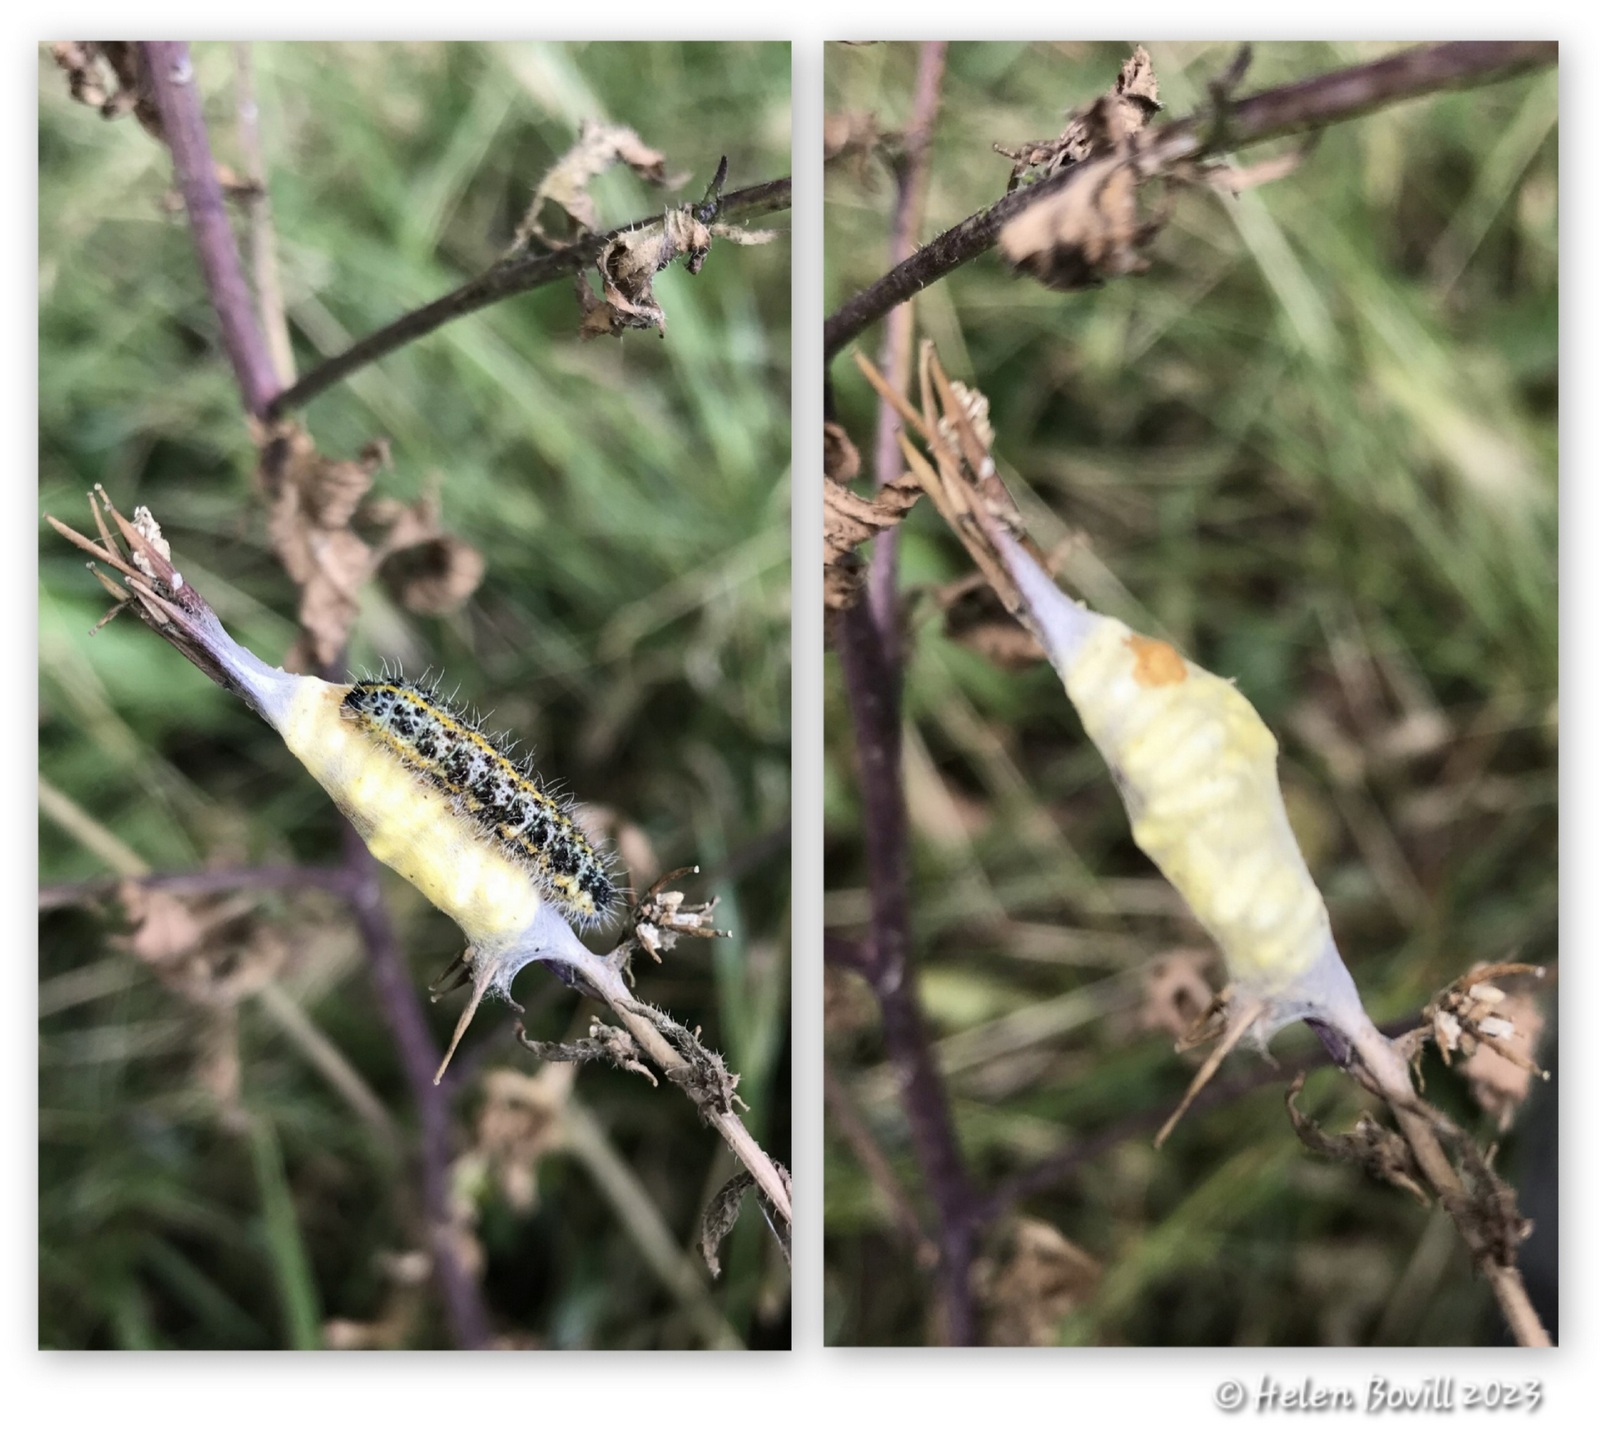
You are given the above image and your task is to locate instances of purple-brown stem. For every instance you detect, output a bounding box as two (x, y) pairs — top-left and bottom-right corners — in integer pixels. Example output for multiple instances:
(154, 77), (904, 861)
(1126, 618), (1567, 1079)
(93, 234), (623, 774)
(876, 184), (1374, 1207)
(140, 42), (280, 417)
(341, 827), (493, 1350)
(835, 597), (981, 1343)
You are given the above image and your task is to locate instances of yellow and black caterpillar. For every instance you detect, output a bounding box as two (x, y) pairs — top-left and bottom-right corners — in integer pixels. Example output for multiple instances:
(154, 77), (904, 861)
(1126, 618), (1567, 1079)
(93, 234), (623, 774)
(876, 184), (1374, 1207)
(341, 679), (617, 927)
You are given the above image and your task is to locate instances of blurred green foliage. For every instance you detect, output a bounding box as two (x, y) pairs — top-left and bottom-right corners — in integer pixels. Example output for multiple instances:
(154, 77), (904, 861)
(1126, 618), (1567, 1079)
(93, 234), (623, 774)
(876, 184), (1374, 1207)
(825, 41), (1555, 1346)
(40, 41), (790, 1349)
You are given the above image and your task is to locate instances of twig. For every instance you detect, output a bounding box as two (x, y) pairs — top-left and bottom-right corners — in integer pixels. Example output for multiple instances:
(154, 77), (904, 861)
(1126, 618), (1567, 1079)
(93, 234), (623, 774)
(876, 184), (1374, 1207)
(824, 40), (1557, 361)
(1343, 1023), (1551, 1347)
(232, 43), (295, 386)
(569, 955), (793, 1226)
(340, 829), (494, 1349)
(140, 42), (279, 416)
(268, 175), (792, 416)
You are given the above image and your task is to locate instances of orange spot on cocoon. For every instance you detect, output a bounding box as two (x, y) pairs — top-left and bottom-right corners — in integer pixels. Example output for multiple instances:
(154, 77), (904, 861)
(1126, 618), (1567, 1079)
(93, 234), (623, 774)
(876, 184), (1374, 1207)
(1126, 634), (1188, 687)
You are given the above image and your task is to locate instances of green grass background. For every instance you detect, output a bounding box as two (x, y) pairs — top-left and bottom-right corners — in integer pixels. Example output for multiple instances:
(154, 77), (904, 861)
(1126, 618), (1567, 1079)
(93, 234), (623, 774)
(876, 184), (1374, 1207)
(824, 41), (1556, 1346)
(39, 41), (790, 1349)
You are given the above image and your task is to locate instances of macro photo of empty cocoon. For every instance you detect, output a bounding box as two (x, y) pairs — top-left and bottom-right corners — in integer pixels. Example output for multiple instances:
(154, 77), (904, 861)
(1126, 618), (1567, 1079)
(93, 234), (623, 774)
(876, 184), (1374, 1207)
(39, 41), (791, 1351)
(823, 41), (1555, 1347)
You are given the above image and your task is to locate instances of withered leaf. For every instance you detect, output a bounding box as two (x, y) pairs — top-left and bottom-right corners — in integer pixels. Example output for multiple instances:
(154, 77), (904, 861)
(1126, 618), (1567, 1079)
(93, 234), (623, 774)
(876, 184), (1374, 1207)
(512, 120), (682, 251)
(367, 491), (486, 616)
(1285, 1074), (1430, 1205)
(1137, 948), (1218, 1041)
(823, 471), (923, 612)
(995, 45), (1160, 190)
(114, 881), (288, 1009)
(253, 422), (409, 667)
(470, 1067), (573, 1213)
(700, 1166), (791, 1278)
(51, 41), (163, 138)
(823, 422), (861, 483)
(998, 48), (1169, 291)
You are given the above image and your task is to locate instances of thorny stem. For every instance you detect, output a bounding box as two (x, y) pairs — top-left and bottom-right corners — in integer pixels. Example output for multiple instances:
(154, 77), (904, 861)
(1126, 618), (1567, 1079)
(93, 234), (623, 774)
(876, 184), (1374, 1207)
(577, 956), (793, 1226)
(835, 597), (981, 1343)
(268, 174), (792, 416)
(1344, 1023), (1551, 1347)
(341, 829), (494, 1350)
(868, 41), (947, 667)
(823, 40), (1557, 361)
(140, 42), (279, 417)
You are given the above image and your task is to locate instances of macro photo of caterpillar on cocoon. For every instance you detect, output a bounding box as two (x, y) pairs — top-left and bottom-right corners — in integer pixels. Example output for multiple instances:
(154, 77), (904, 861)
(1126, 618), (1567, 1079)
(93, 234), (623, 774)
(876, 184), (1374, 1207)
(823, 40), (1555, 1348)
(39, 39), (792, 1351)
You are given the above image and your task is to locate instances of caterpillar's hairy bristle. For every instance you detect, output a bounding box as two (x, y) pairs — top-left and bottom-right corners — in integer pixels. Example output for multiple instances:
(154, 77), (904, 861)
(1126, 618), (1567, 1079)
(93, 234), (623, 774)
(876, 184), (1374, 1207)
(342, 678), (619, 925)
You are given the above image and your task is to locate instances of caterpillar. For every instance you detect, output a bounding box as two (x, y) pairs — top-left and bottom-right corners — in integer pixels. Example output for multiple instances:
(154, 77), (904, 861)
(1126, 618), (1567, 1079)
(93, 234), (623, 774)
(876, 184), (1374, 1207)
(49, 494), (617, 1080)
(340, 679), (618, 927)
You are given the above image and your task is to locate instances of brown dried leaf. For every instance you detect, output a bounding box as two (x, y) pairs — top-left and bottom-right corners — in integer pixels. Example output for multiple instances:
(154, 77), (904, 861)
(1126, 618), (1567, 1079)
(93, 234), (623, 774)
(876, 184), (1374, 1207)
(114, 882), (288, 1008)
(823, 472), (923, 612)
(1285, 1074), (1430, 1205)
(700, 1171), (755, 1279)
(935, 574), (1046, 670)
(823, 422), (861, 483)
(376, 528), (485, 616)
(998, 48), (1168, 292)
(51, 41), (163, 138)
(995, 45), (1160, 190)
(1459, 990), (1546, 1132)
(978, 1218), (1101, 1347)
(513, 120), (681, 250)
(253, 421), (391, 667)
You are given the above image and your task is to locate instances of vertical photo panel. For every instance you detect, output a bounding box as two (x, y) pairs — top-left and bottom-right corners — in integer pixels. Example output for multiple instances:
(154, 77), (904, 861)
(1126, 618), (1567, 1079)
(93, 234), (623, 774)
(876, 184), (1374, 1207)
(40, 40), (791, 1350)
(824, 41), (1555, 1347)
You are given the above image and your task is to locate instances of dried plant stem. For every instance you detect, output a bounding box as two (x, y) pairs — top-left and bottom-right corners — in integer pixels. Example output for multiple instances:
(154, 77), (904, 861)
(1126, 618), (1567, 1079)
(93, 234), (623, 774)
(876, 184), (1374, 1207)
(141, 41), (279, 416)
(824, 40), (1557, 361)
(1345, 1024), (1551, 1348)
(579, 957), (792, 1226)
(269, 175), (792, 416)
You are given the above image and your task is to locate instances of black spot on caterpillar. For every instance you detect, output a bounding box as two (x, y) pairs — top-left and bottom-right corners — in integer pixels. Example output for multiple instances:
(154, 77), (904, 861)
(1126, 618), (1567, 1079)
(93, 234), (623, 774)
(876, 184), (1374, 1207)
(341, 678), (619, 925)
